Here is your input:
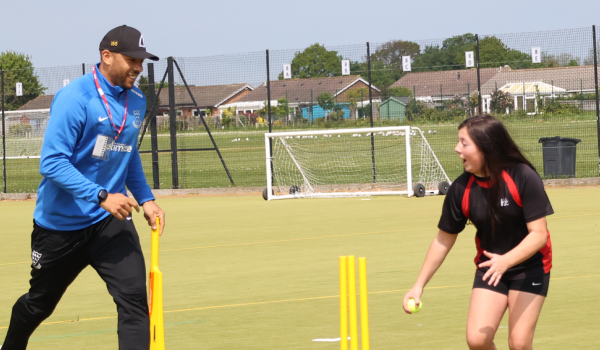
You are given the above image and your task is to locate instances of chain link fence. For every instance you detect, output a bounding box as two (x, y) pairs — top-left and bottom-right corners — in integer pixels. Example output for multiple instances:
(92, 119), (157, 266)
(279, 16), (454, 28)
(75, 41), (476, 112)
(2, 26), (599, 192)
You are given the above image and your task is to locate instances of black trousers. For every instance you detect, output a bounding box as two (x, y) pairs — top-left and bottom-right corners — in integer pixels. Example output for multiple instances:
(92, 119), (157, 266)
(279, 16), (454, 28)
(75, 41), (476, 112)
(2, 215), (149, 349)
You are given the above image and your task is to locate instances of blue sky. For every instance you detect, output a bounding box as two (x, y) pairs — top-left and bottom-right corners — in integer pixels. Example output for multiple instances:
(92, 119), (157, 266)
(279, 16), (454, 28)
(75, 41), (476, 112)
(1, 0), (599, 68)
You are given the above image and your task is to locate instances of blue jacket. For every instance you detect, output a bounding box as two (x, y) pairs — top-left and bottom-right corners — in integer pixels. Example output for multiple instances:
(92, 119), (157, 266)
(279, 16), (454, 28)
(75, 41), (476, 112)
(34, 63), (155, 231)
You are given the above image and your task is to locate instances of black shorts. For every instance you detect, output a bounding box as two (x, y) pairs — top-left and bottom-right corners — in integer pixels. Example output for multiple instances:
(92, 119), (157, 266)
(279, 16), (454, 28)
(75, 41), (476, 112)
(473, 273), (550, 297)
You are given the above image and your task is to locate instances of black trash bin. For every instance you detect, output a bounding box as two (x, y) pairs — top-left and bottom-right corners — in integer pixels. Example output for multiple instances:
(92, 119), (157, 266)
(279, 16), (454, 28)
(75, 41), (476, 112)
(538, 136), (581, 178)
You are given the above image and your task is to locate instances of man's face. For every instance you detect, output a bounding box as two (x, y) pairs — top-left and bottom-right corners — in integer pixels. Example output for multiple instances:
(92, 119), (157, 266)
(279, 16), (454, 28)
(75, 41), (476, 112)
(101, 51), (144, 89)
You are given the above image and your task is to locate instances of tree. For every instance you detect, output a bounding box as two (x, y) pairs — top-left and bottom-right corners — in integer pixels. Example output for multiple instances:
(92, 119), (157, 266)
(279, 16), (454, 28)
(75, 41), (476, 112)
(371, 40), (420, 72)
(412, 34), (476, 71)
(489, 89), (514, 114)
(137, 75), (161, 111)
(0, 51), (46, 110)
(317, 92), (335, 119)
(278, 44), (342, 79)
(388, 86), (412, 97)
(474, 36), (532, 69)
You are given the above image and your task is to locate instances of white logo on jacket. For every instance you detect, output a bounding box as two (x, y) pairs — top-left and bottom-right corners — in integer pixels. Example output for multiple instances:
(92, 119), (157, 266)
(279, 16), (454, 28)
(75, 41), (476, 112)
(131, 89), (143, 99)
(133, 110), (142, 129)
(500, 198), (509, 207)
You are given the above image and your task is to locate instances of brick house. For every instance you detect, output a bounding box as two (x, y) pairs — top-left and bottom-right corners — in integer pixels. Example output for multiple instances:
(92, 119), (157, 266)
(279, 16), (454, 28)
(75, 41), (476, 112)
(219, 75), (381, 120)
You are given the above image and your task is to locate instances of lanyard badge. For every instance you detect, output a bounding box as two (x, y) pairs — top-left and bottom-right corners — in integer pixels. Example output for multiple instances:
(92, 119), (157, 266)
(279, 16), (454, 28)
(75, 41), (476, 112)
(93, 66), (128, 140)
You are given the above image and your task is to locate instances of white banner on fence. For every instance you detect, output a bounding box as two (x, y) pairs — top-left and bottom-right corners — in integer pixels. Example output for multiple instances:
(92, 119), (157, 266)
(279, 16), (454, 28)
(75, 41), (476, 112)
(341, 60), (350, 75)
(402, 56), (411, 71)
(283, 64), (292, 79)
(63, 79), (70, 87)
(465, 51), (474, 67)
(531, 47), (541, 63)
(16, 82), (23, 96)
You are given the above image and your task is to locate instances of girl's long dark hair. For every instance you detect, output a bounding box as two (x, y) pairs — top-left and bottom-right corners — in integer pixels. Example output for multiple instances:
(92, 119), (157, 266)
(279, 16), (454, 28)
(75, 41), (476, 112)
(459, 115), (535, 231)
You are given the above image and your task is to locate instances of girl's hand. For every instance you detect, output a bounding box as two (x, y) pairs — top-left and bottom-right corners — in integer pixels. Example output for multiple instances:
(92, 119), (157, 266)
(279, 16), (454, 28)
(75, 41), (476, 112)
(403, 286), (424, 314)
(478, 250), (510, 286)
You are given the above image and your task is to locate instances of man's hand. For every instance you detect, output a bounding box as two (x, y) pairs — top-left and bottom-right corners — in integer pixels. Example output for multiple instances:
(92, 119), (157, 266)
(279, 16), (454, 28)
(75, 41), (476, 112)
(100, 193), (140, 220)
(142, 200), (165, 235)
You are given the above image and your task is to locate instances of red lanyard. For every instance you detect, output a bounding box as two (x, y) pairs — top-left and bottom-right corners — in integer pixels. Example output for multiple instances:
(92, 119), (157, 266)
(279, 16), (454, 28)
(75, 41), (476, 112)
(93, 66), (128, 140)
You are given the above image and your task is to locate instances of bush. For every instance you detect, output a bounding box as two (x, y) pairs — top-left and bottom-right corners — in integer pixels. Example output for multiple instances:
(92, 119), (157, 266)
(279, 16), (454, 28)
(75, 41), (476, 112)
(543, 102), (581, 116)
(9, 123), (32, 136)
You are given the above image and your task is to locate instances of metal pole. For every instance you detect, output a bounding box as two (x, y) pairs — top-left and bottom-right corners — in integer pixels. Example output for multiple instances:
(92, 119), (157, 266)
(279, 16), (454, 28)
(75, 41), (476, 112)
(475, 34), (482, 115)
(167, 57), (179, 189)
(367, 42), (376, 183)
(266, 50), (272, 133)
(1, 70), (6, 193)
(266, 49), (274, 185)
(147, 63), (160, 189)
(172, 60), (235, 186)
(310, 89), (313, 122)
(82, 63), (86, 76)
(592, 25), (600, 176)
(467, 83), (471, 117)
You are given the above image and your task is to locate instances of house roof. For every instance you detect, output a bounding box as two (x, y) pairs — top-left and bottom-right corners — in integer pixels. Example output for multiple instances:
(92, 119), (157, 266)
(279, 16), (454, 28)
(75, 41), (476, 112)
(381, 97), (408, 106)
(16, 95), (54, 110)
(390, 68), (499, 98)
(481, 65), (596, 95)
(498, 82), (566, 95)
(233, 75), (380, 104)
(158, 84), (253, 108)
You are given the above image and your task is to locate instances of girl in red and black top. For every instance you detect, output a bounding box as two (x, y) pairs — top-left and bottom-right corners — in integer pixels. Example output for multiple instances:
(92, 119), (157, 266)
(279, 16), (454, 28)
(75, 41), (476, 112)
(403, 115), (553, 350)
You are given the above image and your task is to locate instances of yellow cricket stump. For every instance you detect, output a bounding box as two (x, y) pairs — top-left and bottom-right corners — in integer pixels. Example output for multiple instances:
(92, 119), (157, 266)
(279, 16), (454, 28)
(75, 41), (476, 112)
(340, 257), (348, 350)
(358, 258), (370, 350)
(339, 255), (369, 350)
(149, 218), (165, 349)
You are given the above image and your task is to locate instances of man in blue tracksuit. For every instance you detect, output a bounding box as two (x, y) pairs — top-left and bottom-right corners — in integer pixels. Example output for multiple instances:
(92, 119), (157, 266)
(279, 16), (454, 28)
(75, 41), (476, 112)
(2, 25), (165, 349)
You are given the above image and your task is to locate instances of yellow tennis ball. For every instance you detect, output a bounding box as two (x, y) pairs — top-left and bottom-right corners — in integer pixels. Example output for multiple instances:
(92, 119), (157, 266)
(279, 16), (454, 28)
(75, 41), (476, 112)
(407, 298), (422, 313)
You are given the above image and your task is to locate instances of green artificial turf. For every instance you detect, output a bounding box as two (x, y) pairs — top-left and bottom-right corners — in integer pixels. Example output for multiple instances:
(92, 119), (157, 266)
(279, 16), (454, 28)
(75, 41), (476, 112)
(0, 187), (599, 349)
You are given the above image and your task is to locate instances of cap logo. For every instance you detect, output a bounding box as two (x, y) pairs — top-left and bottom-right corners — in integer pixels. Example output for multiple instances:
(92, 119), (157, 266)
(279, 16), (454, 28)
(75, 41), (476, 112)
(111, 41), (118, 46)
(139, 35), (145, 48)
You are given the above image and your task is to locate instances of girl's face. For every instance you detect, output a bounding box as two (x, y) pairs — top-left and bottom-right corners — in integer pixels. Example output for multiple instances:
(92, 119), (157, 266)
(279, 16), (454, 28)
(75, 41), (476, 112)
(455, 127), (484, 176)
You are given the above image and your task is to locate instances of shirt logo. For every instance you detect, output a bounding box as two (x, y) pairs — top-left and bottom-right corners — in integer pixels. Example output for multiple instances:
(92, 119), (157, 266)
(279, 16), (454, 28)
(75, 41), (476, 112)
(133, 110), (142, 129)
(139, 35), (145, 48)
(99, 116), (109, 122)
(500, 198), (509, 207)
(532, 282), (542, 286)
(111, 41), (118, 46)
(32, 250), (42, 269)
(131, 89), (143, 99)
(108, 142), (133, 153)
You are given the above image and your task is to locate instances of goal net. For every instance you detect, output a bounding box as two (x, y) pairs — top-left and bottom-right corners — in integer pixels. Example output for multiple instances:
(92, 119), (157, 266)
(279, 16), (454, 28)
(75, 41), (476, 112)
(263, 126), (451, 200)
(0, 109), (50, 160)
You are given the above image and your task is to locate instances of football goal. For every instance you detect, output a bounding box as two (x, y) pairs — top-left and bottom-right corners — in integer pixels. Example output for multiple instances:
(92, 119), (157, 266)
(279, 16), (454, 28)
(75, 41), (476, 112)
(263, 126), (451, 200)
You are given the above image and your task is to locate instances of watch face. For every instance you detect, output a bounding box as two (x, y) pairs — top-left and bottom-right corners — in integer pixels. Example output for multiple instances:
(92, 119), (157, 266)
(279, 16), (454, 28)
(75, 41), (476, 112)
(99, 190), (108, 201)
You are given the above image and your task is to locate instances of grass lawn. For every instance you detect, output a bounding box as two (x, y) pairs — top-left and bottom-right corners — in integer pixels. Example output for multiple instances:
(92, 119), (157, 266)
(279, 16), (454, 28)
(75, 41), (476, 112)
(1, 114), (598, 192)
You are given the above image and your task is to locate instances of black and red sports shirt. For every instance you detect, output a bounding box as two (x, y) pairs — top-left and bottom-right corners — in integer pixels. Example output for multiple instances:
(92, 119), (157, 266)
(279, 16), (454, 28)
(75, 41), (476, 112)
(438, 163), (553, 280)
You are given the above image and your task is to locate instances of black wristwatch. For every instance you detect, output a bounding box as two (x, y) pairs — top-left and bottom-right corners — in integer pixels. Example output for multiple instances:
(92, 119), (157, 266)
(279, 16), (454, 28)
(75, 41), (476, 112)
(98, 189), (108, 203)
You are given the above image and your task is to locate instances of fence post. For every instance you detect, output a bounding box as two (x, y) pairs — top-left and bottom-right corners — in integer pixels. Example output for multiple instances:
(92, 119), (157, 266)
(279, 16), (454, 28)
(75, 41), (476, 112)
(266, 50), (272, 133)
(167, 57), (179, 189)
(367, 42), (376, 183)
(592, 25), (600, 176)
(147, 62), (160, 189)
(1, 69), (6, 193)
(475, 34), (482, 115)
(265, 49), (274, 186)
(82, 63), (86, 76)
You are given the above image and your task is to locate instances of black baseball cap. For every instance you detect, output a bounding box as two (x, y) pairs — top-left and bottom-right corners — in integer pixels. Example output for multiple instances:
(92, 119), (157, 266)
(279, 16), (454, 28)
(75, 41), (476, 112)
(99, 25), (159, 61)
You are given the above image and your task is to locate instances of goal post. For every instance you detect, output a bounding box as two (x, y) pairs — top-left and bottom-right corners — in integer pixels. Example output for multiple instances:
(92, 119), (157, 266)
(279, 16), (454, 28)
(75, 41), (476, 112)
(264, 126), (451, 200)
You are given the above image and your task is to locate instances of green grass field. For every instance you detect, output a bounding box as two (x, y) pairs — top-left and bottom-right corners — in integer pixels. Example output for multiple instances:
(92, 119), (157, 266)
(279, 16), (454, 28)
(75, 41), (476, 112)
(1, 188), (599, 349)
(1, 115), (599, 192)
